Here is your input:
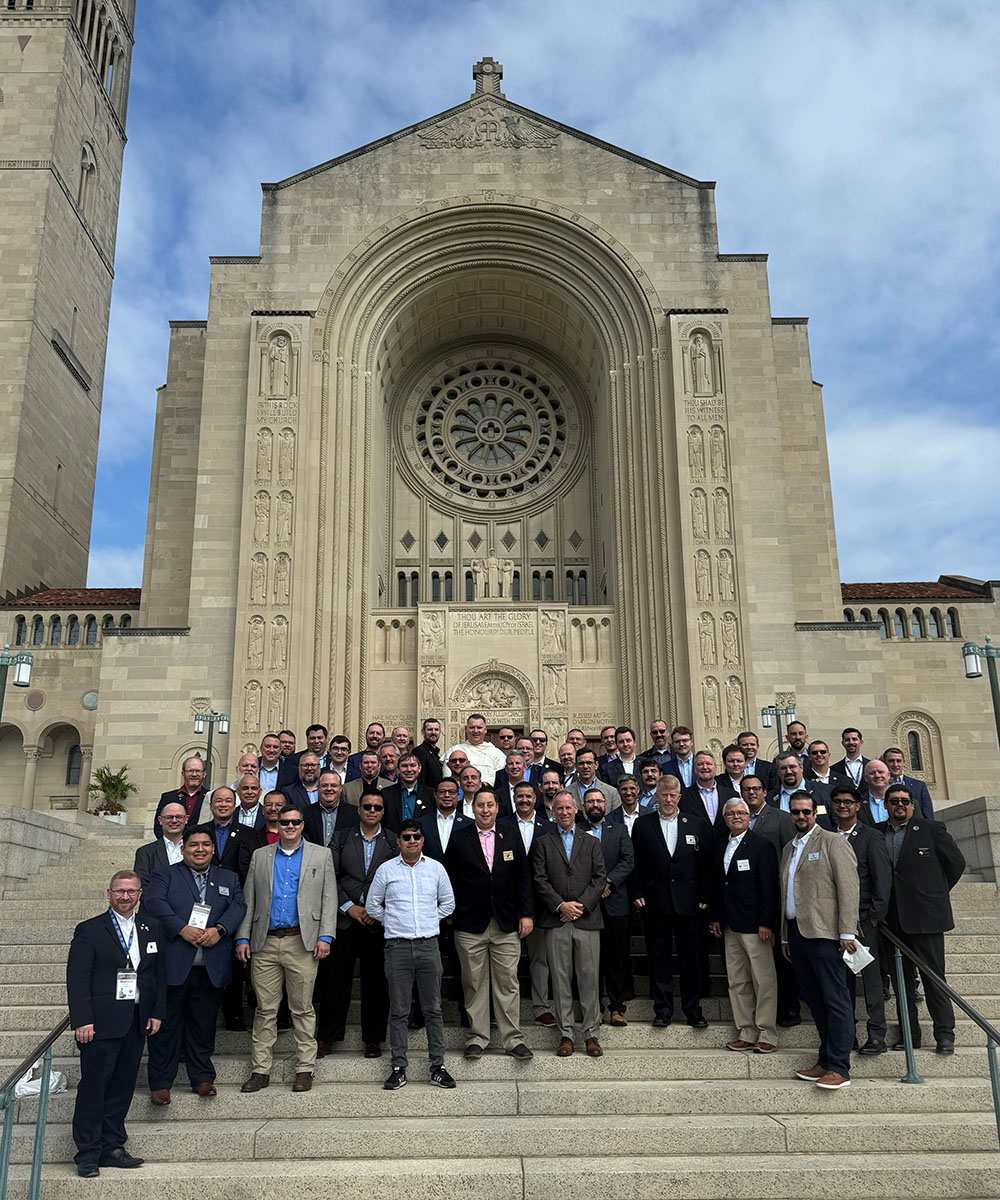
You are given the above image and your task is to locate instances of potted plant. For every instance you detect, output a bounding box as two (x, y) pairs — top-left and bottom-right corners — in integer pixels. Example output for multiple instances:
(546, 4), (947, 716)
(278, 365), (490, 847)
(87, 764), (138, 824)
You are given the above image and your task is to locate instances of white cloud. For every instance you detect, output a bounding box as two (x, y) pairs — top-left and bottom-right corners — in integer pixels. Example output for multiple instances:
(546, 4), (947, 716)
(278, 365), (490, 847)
(86, 546), (144, 588)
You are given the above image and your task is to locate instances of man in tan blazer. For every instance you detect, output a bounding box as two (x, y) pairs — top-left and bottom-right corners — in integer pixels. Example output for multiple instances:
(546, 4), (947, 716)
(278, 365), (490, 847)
(236, 802), (337, 1093)
(343, 751), (393, 807)
(780, 790), (859, 1091)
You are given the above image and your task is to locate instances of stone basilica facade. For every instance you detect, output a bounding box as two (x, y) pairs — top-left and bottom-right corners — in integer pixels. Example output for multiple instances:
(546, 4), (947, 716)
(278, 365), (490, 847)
(1, 24), (997, 816)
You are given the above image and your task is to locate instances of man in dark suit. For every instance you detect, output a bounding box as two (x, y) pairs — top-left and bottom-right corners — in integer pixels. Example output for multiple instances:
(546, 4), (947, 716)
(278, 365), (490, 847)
(777, 721), (810, 769)
(283, 724), (334, 775)
(661, 725), (696, 790)
(67, 870), (166, 1176)
(494, 751), (539, 813)
(766, 753), (832, 823)
(883, 747), (934, 819)
(154, 756), (207, 825)
(600, 726), (640, 789)
(302, 770), (359, 847)
(134, 802), (186, 887)
(380, 752), (435, 832)
(830, 727), (869, 789)
(236, 791), (285, 883)
(419, 776), (472, 862)
(257, 731), (296, 795)
(829, 783), (892, 1054)
(526, 728), (562, 781)
(344, 721), (387, 783)
(581, 788), (634, 1026)
(142, 829), (245, 1104)
(446, 787), (534, 1059)
(596, 725), (620, 783)
(736, 732), (776, 794)
(639, 718), (673, 769)
(318, 795), (398, 1056)
(280, 752), (322, 811)
(532, 790), (607, 1057)
(631, 775), (711, 1029)
(232, 772), (266, 832)
(681, 751), (727, 834)
(881, 784), (966, 1054)
(413, 717), (444, 790)
(715, 745), (747, 803)
(804, 740), (848, 790)
(710, 798), (779, 1053)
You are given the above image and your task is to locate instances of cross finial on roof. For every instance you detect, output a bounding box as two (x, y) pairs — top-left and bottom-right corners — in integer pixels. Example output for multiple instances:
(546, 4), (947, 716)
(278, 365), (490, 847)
(472, 57), (505, 98)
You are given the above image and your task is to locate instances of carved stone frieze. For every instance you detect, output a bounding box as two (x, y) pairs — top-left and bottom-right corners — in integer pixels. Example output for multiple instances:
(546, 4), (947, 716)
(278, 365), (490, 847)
(417, 104), (558, 150)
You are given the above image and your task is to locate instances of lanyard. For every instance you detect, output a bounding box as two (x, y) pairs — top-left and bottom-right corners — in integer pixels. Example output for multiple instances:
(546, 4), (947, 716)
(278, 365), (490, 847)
(110, 912), (135, 962)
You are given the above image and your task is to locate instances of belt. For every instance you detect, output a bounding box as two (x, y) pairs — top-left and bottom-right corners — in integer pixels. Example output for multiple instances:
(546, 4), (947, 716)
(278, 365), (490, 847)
(266, 926), (300, 938)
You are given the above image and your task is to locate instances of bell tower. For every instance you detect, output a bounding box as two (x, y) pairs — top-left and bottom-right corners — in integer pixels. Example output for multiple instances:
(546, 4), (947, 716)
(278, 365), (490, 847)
(0, 0), (134, 594)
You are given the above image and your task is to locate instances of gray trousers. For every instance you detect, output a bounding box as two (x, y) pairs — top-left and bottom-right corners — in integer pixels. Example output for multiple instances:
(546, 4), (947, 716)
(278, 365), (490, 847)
(384, 936), (445, 1070)
(546, 922), (601, 1041)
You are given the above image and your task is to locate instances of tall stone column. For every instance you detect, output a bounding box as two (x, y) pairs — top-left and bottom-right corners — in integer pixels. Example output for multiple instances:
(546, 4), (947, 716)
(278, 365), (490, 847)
(78, 745), (94, 812)
(22, 747), (39, 810)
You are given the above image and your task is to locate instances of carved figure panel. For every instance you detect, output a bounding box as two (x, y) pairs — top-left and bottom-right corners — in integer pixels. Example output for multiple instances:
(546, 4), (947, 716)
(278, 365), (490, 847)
(695, 550), (712, 602)
(276, 491), (293, 545)
(702, 676), (721, 729)
(422, 665), (445, 709)
(418, 104), (559, 150)
(250, 554), (267, 605)
(470, 677), (520, 708)
(721, 612), (740, 666)
(691, 489), (709, 541)
(713, 488), (732, 542)
(270, 616), (288, 669)
(710, 425), (728, 481)
(717, 550), (735, 601)
(698, 612), (717, 667)
(540, 609), (566, 654)
(255, 428), (273, 483)
(246, 616), (264, 671)
(273, 553), (291, 605)
(278, 428), (295, 484)
(420, 610), (445, 655)
(687, 426), (705, 480)
(243, 680), (261, 732)
(690, 332), (715, 396)
(253, 491), (270, 544)
(267, 680), (285, 730)
(542, 663), (567, 708)
(726, 676), (745, 728)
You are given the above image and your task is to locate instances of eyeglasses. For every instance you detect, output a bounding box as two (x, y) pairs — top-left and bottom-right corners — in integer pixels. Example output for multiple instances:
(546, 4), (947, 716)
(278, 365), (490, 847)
(278, 818), (303, 827)
(741, 785), (764, 793)
(831, 797), (857, 805)
(789, 808), (813, 816)
(398, 833), (423, 842)
(360, 803), (384, 812)
(110, 888), (140, 897)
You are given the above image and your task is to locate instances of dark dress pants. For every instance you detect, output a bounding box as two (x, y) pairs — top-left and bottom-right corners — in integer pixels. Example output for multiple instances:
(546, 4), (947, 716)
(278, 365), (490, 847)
(146, 965), (222, 1089)
(600, 914), (631, 1014)
(847, 914), (886, 1042)
(888, 927), (954, 1042)
(642, 910), (702, 1020)
(774, 936), (801, 1021)
(72, 1006), (145, 1168)
(317, 920), (389, 1045)
(787, 919), (854, 1077)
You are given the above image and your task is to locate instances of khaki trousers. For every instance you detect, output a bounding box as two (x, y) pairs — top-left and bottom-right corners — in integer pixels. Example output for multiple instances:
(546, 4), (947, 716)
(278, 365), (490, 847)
(724, 927), (777, 1044)
(250, 934), (319, 1074)
(455, 919), (525, 1050)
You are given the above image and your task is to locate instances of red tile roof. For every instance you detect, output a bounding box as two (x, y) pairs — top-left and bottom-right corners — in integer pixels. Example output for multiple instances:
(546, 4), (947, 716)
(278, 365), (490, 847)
(2, 588), (141, 609)
(841, 582), (976, 601)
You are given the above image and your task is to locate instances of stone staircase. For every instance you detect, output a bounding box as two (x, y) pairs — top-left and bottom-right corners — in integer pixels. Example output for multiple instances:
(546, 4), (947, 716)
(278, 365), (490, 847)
(2, 822), (999, 1198)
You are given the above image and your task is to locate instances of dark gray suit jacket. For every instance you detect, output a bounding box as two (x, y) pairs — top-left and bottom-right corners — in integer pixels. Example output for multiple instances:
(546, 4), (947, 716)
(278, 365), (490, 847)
(133, 837), (174, 888)
(531, 826), (606, 930)
(590, 822), (634, 919)
(331, 825), (398, 932)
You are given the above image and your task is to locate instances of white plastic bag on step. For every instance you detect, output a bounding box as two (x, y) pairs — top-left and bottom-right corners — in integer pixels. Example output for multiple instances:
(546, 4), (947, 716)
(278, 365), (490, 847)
(14, 1059), (66, 1098)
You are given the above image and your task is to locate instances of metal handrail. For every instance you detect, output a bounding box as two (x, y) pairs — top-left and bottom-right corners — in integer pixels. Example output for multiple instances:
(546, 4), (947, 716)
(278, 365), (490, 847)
(0, 1013), (70, 1200)
(880, 925), (1000, 1147)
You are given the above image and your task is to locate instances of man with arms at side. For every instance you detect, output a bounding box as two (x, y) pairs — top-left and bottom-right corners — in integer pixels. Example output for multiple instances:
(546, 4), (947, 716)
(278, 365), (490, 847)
(681, 750), (726, 833)
(256, 732), (287, 794)
(443, 713), (507, 785)
(413, 717), (444, 790)
(640, 719), (673, 769)
(236, 804), (337, 1094)
(567, 747), (620, 810)
(345, 722), (386, 783)
(67, 871), (165, 1177)
(381, 751), (435, 832)
(134, 802), (186, 888)
(582, 788), (635, 1027)
(602, 726), (639, 788)
(736, 731), (776, 793)
(154, 756), (207, 825)
(596, 725), (619, 781)
(781, 791), (859, 1090)
(419, 776), (471, 862)
(236, 791), (285, 883)
(343, 751), (392, 807)
(302, 770), (359, 847)
(494, 751), (538, 814)
(608, 775), (648, 840)
(716, 745), (747, 801)
(857, 759), (894, 827)
(882, 747), (934, 819)
(143, 829), (246, 1104)
(233, 772), (265, 831)
(831, 727), (869, 788)
(662, 726), (695, 789)
(446, 788), (534, 1060)
(525, 727), (562, 780)
(367, 819), (457, 1090)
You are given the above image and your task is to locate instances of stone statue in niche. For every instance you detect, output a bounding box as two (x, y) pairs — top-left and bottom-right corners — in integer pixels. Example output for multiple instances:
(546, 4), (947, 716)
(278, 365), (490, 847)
(243, 680), (261, 732)
(713, 488), (731, 541)
(273, 553), (290, 604)
(420, 611), (445, 654)
(247, 617), (264, 670)
(687, 426), (705, 480)
(421, 664), (444, 709)
(702, 676), (721, 729)
(276, 491), (293, 545)
(486, 550), (502, 598)
(278, 429), (295, 484)
(250, 554), (267, 604)
(691, 489), (708, 541)
(543, 663), (567, 707)
(695, 550), (712, 602)
(691, 333), (714, 396)
(726, 676), (745, 727)
(268, 335), (290, 398)
(722, 612), (740, 666)
(698, 612), (717, 666)
(470, 558), (485, 597)
(717, 549), (735, 601)
(540, 609), (565, 654)
(710, 426), (728, 481)
(501, 558), (515, 597)
(267, 680), (285, 730)
(270, 616), (288, 669)
(255, 428), (272, 483)
(253, 491), (270, 543)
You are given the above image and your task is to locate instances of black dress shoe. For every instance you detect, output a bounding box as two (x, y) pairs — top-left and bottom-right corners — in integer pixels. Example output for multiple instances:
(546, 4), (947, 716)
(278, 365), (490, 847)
(687, 1015), (709, 1029)
(240, 1072), (270, 1092)
(651, 1016), (671, 1028)
(99, 1148), (143, 1169)
(891, 1040), (921, 1051)
(858, 1039), (886, 1055)
(224, 1016), (248, 1032)
(77, 1166), (99, 1178)
(507, 1043), (533, 1060)
(936, 1039), (955, 1055)
(464, 1043), (484, 1059)
(777, 1015), (801, 1028)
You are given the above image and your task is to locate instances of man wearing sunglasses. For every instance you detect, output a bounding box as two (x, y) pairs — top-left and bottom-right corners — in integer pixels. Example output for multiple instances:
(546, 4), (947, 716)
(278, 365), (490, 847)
(236, 804), (337, 1094)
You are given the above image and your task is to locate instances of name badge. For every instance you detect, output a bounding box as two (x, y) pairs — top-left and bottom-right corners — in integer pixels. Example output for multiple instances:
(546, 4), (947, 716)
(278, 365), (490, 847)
(686, 835), (697, 845)
(189, 903), (213, 930)
(807, 852), (820, 862)
(116, 970), (137, 1000)
(816, 805), (826, 815)
(145, 941), (157, 954)
(219, 885), (230, 896)
(502, 850), (514, 861)
(737, 859), (750, 871)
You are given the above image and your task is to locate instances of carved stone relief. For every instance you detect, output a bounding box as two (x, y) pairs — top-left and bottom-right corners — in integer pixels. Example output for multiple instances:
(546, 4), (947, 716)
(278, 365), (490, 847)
(691, 489), (709, 541)
(717, 550), (735, 601)
(420, 610), (445, 655)
(540, 609), (566, 654)
(691, 333), (714, 396)
(721, 612), (740, 666)
(270, 616), (288, 669)
(542, 663), (567, 707)
(255, 428), (273, 483)
(258, 330), (300, 400)
(698, 612), (717, 667)
(695, 550), (712, 602)
(243, 680), (261, 732)
(253, 491), (270, 543)
(250, 554), (267, 605)
(726, 676), (745, 727)
(247, 616), (264, 670)
(713, 488), (732, 542)
(702, 676), (721, 729)
(710, 426), (728, 481)
(469, 677), (520, 708)
(278, 428), (295, 484)
(267, 680), (285, 730)
(417, 104), (559, 150)
(422, 664), (445, 709)
(276, 491), (293, 545)
(273, 553), (290, 605)
(687, 426), (705, 480)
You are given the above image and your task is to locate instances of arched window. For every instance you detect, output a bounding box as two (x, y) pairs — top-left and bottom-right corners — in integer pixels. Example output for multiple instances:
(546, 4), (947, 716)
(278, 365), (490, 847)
(101, 614), (114, 632)
(910, 609), (924, 639)
(444, 572), (453, 602)
(843, 609), (855, 622)
(577, 572), (587, 606)
(84, 616), (97, 645)
(532, 572), (541, 601)
(511, 571), (520, 602)
(928, 609), (941, 638)
(465, 572), (474, 602)
(32, 616), (44, 646)
(410, 572), (419, 604)
(67, 615), (80, 645)
(860, 608), (872, 622)
(946, 608), (960, 637)
(877, 610), (890, 639)
(119, 614), (131, 629)
(77, 142), (97, 220)
(50, 616), (62, 646)
(893, 609), (906, 638)
(66, 744), (83, 786)
(397, 573), (407, 606)
(566, 573), (575, 606)
(544, 571), (554, 602)
(907, 731), (923, 771)
(431, 572), (441, 602)
(14, 616), (26, 646)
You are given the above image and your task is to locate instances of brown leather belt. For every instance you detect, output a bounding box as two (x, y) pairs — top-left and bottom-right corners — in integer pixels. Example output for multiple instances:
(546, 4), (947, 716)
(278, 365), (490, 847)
(266, 926), (300, 938)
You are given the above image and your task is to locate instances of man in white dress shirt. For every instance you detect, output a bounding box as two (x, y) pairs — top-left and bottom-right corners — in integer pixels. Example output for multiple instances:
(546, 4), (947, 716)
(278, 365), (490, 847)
(442, 713), (506, 785)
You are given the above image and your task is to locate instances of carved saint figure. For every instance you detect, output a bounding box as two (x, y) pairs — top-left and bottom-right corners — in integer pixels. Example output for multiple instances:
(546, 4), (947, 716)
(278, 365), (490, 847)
(253, 491), (270, 543)
(691, 489), (708, 540)
(486, 550), (502, 598)
(268, 335), (290, 398)
(421, 665), (444, 709)
(722, 612), (740, 666)
(695, 550), (712, 603)
(710, 426), (728, 480)
(250, 554), (267, 605)
(247, 618), (264, 671)
(543, 663), (567, 707)
(702, 676), (721, 729)
(727, 676), (745, 728)
(713, 488), (731, 541)
(244, 681), (261, 732)
(691, 333), (714, 396)
(698, 613), (717, 666)
(273, 553), (290, 605)
(278, 429), (295, 483)
(270, 616), (288, 668)
(540, 609), (565, 654)
(501, 558), (515, 597)
(420, 611), (444, 654)
(276, 491), (293, 545)
(717, 550), (735, 601)
(267, 680), (285, 730)
(470, 558), (485, 598)
(256, 428), (273, 482)
(687, 427), (705, 479)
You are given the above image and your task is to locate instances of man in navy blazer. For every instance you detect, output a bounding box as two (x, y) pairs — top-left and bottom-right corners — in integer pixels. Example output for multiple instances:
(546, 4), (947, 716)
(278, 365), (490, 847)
(883, 747), (934, 818)
(581, 788), (635, 1026)
(67, 869), (166, 1176)
(419, 777), (472, 862)
(142, 829), (245, 1104)
(133, 801), (187, 887)
(302, 771), (359, 847)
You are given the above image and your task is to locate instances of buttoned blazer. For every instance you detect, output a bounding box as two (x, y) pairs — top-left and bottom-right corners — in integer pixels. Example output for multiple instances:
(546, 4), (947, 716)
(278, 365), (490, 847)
(680, 784), (728, 834)
(418, 809), (473, 862)
(711, 829), (779, 934)
(331, 826), (398, 931)
(142, 863), (246, 988)
(591, 822), (634, 919)
(531, 826), (606, 930)
(155, 787), (206, 826)
(133, 838), (173, 889)
(342, 775), (392, 808)
(877, 818), (965, 934)
(600, 758), (640, 790)
(236, 840), (338, 952)
(630, 810), (711, 917)
(379, 782), (436, 832)
(66, 910), (166, 1037)
(193, 820), (250, 874)
(302, 800), (359, 848)
(840, 822), (892, 923)
(779, 825), (860, 942)
(445, 820), (534, 934)
(746, 804), (795, 855)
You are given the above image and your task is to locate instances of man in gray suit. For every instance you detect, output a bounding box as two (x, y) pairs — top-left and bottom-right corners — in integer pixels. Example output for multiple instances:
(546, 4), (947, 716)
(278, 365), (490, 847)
(532, 791), (607, 1057)
(133, 802), (187, 887)
(236, 803), (337, 1094)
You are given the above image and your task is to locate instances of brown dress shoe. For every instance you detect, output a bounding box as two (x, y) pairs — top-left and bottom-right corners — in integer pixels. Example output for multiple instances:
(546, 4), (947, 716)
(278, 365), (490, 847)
(585, 1038), (603, 1057)
(192, 1082), (217, 1097)
(753, 1042), (776, 1054)
(815, 1071), (851, 1089)
(292, 1072), (313, 1092)
(364, 1043), (383, 1058)
(315, 1040), (332, 1059)
(610, 1012), (628, 1027)
(726, 1039), (756, 1052)
(535, 1013), (556, 1027)
(794, 1063), (825, 1081)
(149, 1088), (171, 1106)
(555, 1037), (574, 1057)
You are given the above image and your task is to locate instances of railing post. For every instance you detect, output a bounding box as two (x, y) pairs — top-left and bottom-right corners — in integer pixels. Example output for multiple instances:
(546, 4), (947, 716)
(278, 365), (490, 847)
(893, 945), (924, 1084)
(987, 1039), (1000, 1151)
(0, 1093), (15, 1200)
(27, 1046), (53, 1200)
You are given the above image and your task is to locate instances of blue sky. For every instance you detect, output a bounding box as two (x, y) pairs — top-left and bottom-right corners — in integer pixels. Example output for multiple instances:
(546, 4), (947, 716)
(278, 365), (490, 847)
(89, 0), (1000, 587)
